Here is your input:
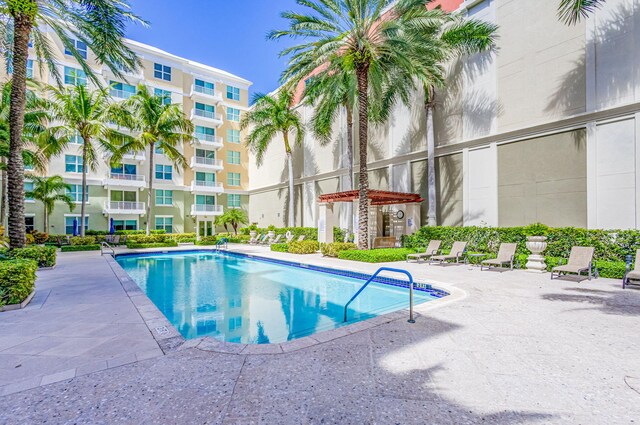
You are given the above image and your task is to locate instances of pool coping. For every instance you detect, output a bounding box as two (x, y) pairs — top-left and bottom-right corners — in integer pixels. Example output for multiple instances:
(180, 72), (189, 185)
(105, 248), (466, 356)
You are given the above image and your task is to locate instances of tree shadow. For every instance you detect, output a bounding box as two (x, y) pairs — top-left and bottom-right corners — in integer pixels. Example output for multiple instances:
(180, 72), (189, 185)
(541, 285), (640, 317)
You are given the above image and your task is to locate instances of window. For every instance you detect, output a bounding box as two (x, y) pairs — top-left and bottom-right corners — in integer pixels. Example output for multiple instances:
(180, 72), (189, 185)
(228, 194), (241, 208)
(24, 181), (34, 201)
(194, 79), (215, 96)
(111, 163), (137, 175)
(64, 66), (87, 86)
(156, 189), (173, 206)
(155, 216), (173, 233)
(227, 172), (240, 187)
(228, 316), (242, 331)
(65, 155), (83, 173)
(154, 88), (172, 105)
(155, 164), (173, 180)
(24, 163), (33, 171)
(70, 132), (84, 145)
(65, 39), (88, 59)
(154, 145), (164, 155)
(227, 129), (240, 143)
(227, 151), (240, 165)
(110, 191), (136, 202)
(153, 63), (171, 81)
(65, 216), (89, 235)
(67, 185), (89, 203)
(195, 102), (215, 119)
(110, 81), (136, 99)
(25, 216), (35, 233)
(26, 59), (33, 78)
(195, 194), (215, 205)
(195, 172), (215, 183)
(226, 86), (240, 101)
(226, 107), (240, 122)
(195, 126), (215, 142)
(113, 220), (137, 231)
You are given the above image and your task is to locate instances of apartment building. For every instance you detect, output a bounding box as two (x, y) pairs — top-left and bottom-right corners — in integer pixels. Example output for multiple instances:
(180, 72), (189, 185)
(249, 0), (640, 232)
(4, 28), (252, 236)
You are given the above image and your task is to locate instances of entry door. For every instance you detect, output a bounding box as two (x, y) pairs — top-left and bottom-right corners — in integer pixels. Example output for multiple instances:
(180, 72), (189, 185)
(199, 220), (213, 237)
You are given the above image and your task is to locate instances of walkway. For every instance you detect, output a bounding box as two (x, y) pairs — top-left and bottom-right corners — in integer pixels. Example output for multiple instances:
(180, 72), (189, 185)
(1, 246), (639, 424)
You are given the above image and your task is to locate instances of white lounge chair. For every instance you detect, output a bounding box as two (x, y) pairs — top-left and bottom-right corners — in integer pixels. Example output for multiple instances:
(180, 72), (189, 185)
(249, 233), (263, 245)
(429, 241), (467, 265)
(551, 246), (596, 280)
(406, 240), (441, 263)
(481, 243), (518, 271)
(297, 235), (306, 242)
(269, 234), (283, 245)
(623, 249), (640, 289)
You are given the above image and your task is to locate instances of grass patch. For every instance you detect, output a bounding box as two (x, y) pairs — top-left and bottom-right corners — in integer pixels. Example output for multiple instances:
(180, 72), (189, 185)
(338, 248), (417, 263)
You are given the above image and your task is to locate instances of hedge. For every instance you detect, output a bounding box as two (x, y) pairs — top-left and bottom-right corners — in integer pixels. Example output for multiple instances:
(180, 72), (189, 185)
(126, 240), (178, 249)
(125, 234), (169, 244)
(61, 245), (101, 252)
(167, 233), (197, 242)
(70, 236), (96, 246)
(270, 243), (289, 253)
(9, 246), (57, 268)
(288, 240), (320, 254)
(321, 242), (357, 257)
(195, 236), (218, 246)
(0, 259), (38, 306)
(338, 248), (417, 263)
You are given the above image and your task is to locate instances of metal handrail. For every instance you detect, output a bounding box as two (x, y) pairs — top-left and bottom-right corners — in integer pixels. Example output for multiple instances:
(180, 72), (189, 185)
(100, 241), (115, 256)
(215, 238), (228, 251)
(343, 267), (416, 324)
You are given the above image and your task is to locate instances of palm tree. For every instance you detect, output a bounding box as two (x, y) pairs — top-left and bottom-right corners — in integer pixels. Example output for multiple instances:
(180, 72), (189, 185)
(24, 175), (75, 233)
(270, 0), (468, 248)
(111, 84), (192, 236)
(44, 84), (126, 237)
(1, 0), (144, 248)
(558, 0), (605, 24)
(241, 90), (304, 227)
(222, 208), (248, 235)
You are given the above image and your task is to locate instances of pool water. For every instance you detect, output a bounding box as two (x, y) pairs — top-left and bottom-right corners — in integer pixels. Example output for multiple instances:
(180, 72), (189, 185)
(116, 251), (439, 344)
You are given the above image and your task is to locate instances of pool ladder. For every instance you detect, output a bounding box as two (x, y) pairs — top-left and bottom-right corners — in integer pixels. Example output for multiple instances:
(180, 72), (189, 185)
(100, 241), (115, 256)
(214, 238), (228, 252)
(343, 267), (416, 324)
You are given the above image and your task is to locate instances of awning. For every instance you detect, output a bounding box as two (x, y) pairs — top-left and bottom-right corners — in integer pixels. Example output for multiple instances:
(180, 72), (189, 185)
(318, 190), (424, 206)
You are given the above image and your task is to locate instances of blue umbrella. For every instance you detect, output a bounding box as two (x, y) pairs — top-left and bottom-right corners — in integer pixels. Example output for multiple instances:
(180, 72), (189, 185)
(72, 218), (79, 236)
(109, 218), (115, 235)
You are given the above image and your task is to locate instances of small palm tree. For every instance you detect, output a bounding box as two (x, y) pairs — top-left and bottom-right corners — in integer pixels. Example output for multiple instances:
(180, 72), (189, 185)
(111, 84), (192, 236)
(1, 0), (145, 248)
(241, 90), (304, 227)
(222, 208), (248, 235)
(24, 175), (75, 233)
(44, 84), (127, 237)
(558, 0), (605, 24)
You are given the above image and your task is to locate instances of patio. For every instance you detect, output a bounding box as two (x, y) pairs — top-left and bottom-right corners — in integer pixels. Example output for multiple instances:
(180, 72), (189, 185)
(1, 245), (639, 424)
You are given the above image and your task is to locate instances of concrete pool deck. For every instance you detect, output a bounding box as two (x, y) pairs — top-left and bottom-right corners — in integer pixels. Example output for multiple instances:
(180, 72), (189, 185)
(1, 245), (639, 424)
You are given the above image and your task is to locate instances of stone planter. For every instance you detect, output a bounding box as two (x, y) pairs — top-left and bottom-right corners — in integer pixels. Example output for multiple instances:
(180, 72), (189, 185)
(267, 231), (276, 241)
(249, 231), (257, 239)
(525, 236), (548, 273)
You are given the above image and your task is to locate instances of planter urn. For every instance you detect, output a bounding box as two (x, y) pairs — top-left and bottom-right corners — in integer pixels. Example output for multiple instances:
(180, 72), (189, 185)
(525, 236), (548, 273)
(249, 231), (257, 239)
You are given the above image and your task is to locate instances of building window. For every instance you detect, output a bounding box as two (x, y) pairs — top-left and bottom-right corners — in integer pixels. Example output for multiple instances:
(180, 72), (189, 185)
(25, 216), (35, 233)
(195, 194), (215, 205)
(227, 172), (240, 187)
(194, 79), (215, 96)
(227, 129), (240, 143)
(70, 132), (84, 145)
(155, 189), (173, 206)
(65, 155), (83, 173)
(154, 88), (172, 105)
(195, 126), (215, 142)
(113, 219), (137, 231)
(24, 163), (33, 171)
(227, 151), (240, 165)
(111, 163), (137, 175)
(64, 66), (87, 87)
(153, 63), (171, 81)
(110, 81), (136, 99)
(226, 107), (240, 122)
(26, 59), (33, 78)
(65, 39), (88, 59)
(228, 194), (241, 208)
(24, 181), (34, 201)
(195, 102), (215, 119)
(155, 216), (173, 233)
(155, 164), (173, 180)
(65, 216), (89, 235)
(67, 184), (89, 203)
(226, 86), (240, 101)
(154, 145), (164, 155)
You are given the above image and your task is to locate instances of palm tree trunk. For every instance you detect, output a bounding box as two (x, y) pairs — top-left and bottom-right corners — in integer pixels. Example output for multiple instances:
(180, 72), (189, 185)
(355, 64), (370, 250)
(283, 131), (295, 227)
(346, 106), (354, 191)
(1, 165), (7, 227)
(7, 12), (34, 248)
(80, 140), (88, 237)
(146, 142), (155, 236)
(43, 205), (48, 234)
(425, 88), (437, 226)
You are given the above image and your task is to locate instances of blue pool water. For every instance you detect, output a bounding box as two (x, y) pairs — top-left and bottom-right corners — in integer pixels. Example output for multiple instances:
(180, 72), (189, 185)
(116, 251), (441, 344)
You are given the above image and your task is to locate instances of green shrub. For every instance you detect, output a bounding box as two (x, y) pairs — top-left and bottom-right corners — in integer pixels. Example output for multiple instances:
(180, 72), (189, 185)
(9, 246), (57, 268)
(321, 242), (357, 257)
(126, 240), (178, 249)
(195, 236), (218, 246)
(125, 234), (169, 244)
(0, 259), (38, 306)
(338, 248), (418, 263)
(61, 245), (101, 252)
(288, 240), (319, 254)
(167, 233), (197, 242)
(227, 235), (251, 243)
(270, 243), (289, 253)
(116, 229), (166, 235)
(594, 260), (626, 279)
(70, 236), (96, 246)
(29, 231), (49, 245)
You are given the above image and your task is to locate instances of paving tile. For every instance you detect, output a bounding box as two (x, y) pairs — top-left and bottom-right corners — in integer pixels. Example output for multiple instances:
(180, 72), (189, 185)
(40, 368), (76, 386)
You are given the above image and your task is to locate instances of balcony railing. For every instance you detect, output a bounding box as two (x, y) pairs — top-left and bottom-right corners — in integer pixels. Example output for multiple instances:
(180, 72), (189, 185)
(109, 89), (135, 99)
(191, 157), (223, 169)
(194, 134), (224, 148)
(191, 204), (223, 215)
(190, 180), (223, 193)
(103, 201), (145, 214)
(103, 173), (146, 188)
(192, 110), (223, 124)
(109, 173), (144, 182)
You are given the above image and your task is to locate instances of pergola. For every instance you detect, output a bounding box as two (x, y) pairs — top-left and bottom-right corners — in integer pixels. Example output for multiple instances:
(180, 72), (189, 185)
(318, 190), (424, 206)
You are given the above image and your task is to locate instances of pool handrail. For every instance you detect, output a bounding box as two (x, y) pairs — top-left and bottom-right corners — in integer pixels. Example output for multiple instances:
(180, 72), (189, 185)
(100, 241), (115, 256)
(343, 267), (416, 324)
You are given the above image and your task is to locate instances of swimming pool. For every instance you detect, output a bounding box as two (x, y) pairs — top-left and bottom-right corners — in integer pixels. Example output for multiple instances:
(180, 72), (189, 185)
(116, 251), (444, 344)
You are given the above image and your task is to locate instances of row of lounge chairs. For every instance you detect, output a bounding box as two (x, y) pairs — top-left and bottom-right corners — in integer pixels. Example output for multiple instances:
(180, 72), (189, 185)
(249, 233), (306, 245)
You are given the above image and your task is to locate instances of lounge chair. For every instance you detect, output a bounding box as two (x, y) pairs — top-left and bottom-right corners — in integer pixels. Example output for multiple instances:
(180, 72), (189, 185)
(406, 240), (442, 263)
(249, 233), (263, 245)
(481, 243), (518, 271)
(258, 234), (271, 245)
(429, 241), (467, 265)
(57, 236), (70, 247)
(113, 235), (121, 246)
(622, 249), (640, 289)
(286, 232), (295, 243)
(269, 234), (283, 245)
(297, 235), (306, 242)
(550, 246), (596, 280)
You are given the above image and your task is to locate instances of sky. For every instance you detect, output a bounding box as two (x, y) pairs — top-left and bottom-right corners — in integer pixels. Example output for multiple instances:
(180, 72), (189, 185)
(125, 0), (303, 98)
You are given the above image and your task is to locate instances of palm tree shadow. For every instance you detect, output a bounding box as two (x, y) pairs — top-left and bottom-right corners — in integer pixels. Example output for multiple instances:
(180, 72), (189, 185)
(541, 285), (640, 317)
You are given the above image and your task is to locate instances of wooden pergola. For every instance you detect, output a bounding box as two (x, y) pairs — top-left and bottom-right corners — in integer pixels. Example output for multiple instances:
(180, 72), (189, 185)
(318, 190), (424, 206)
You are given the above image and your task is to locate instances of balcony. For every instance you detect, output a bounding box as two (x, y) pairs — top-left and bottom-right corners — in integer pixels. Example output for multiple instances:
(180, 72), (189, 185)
(123, 151), (146, 162)
(191, 109), (223, 126)
(191, 204), (223, 216)
(191, 85), (223, 103)
(190, 157), (223, 171)
(103, 201), (145, 215)
(102, 173), (146, 189)
(109, 89), (135, 100)
(193, 133), (224, 149)
(190, 180), (223, 194)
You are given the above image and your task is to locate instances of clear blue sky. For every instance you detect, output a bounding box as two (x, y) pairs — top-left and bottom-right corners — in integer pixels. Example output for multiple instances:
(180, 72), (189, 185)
(125, 0), (302, 98)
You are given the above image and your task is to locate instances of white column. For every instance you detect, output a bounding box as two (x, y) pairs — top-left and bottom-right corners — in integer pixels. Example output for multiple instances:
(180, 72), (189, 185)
(405, 203), (421, 235)
(636, 113), (640, 228)
(352, 199), (359, 245)
(586, 121), (597, 229)
(317, 202), (334, 244)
